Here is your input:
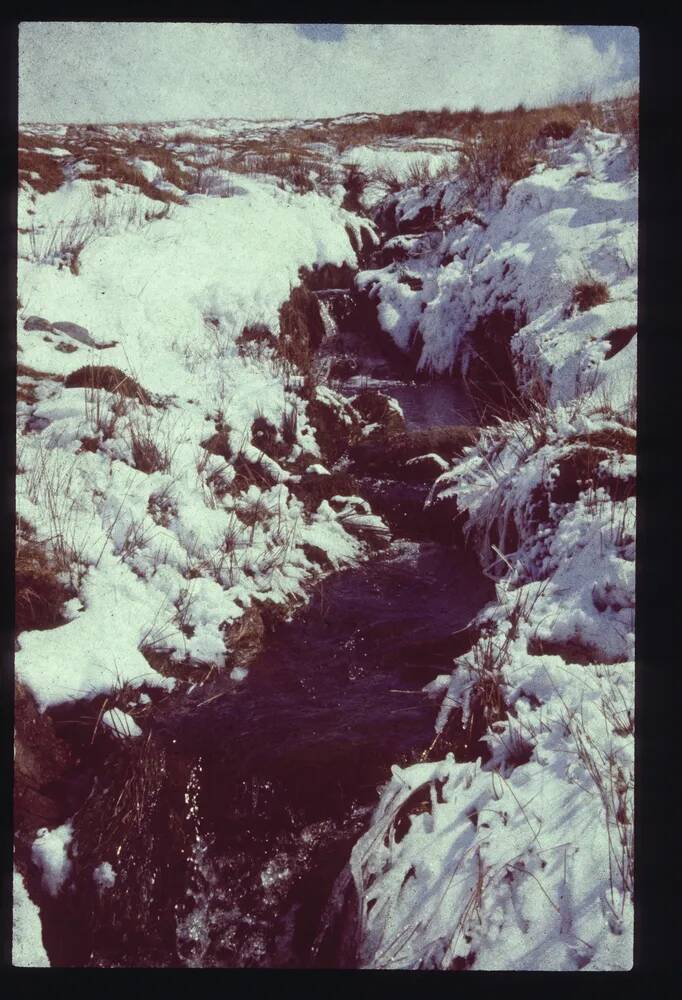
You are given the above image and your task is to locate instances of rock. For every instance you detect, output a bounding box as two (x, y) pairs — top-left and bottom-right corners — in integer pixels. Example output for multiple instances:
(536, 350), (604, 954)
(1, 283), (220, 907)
(328, 357), (359, 381)
(51, 321), (98, 347)
(23, 315), (53, 332)
(55, 342), (79, 353)
(423, 492), (467, 546)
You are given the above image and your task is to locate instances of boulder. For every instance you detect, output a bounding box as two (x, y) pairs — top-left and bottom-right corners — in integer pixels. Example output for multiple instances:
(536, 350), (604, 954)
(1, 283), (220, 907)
(288, 470), (358, 513)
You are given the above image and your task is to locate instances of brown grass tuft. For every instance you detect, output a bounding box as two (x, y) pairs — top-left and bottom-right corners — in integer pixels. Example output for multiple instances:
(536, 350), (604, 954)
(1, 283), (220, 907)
(64, 365), (152, 404)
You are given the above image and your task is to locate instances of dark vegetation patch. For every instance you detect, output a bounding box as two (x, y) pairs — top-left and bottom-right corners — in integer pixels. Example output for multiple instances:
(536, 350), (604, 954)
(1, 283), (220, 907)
(52, 734), (197, 967)
(302, 542), (333, 570)
(200, 420), (233, 461)
(19, 146), (66, 195)
(466, 307), (525, 408)
(576, 427), (636, 454)
(64, 365), (152, 404)
(603, 324), (636, 360)
(536, 119), (576, 142)
(341, 164), (368, 212)
(527, 634), (628, 666)
(231, 452), (279, 492)
(14, 683), (76, 843)
(278, 285), (327, 370)
(305, 394), (360, 466)
(236, 323), (278, 359)
(130, 429), (167, 474)
(302, 262), (356, 292)
(350, 388), (406, 438)
(17, 380), (39, 405)
(566, 279), (610, 316)
(223, 606), (266, 668)
(397, 272), (424, 291)
(15, 519), (76, 634)
(251, 415), (288, 461)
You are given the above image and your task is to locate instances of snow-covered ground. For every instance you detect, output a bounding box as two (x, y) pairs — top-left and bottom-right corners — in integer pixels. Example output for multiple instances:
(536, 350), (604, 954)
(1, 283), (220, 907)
(349, 122), (636, 971)
(17, 133), (385, 711)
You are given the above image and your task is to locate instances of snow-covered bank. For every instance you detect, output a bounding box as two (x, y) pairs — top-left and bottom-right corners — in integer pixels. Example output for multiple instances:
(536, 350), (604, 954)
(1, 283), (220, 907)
(357, 123), (636, 395)
(349, 121), (636, 970)
(17, 133), (387, 712)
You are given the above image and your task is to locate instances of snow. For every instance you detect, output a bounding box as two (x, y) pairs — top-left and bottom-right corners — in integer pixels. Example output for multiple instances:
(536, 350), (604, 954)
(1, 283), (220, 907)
(16, 123), (389, 713)
(351, 122), (636, 971)
(342, 144), (457, 182)
(12, 870), (50, 967)
(31, 822), (74, 897)
(101, 708), (143, 739)
(358, 125), (637, 398)
(93, 861), (117, 892)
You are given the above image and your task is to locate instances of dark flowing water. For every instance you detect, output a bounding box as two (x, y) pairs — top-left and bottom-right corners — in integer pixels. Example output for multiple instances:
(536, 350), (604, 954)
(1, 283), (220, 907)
(157, 541), (493, 967)
(343, 378), (479, 430)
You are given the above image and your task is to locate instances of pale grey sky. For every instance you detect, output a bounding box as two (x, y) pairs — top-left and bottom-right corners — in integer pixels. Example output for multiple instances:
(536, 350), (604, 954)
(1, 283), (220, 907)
(19, 23), (639, 124)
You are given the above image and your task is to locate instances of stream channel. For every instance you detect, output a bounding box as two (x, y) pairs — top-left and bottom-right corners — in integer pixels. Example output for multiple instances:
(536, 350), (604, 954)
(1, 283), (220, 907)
(44, 289), (494, 969)
(152, 293), (493, 968)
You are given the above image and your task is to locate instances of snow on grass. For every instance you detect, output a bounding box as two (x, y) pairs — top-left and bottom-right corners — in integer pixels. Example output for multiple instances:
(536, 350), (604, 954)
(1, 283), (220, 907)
(359, 125), (637, 393)
(12, 870), (50, 967)
(16, 124), (389, 712)
(355, 404), (635, 968)
(351, 120), (636, 971)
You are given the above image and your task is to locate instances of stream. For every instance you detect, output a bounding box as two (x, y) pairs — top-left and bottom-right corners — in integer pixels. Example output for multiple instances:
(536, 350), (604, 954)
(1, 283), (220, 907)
(39, 292), (493, 969)
(151, 309), (492, 968)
